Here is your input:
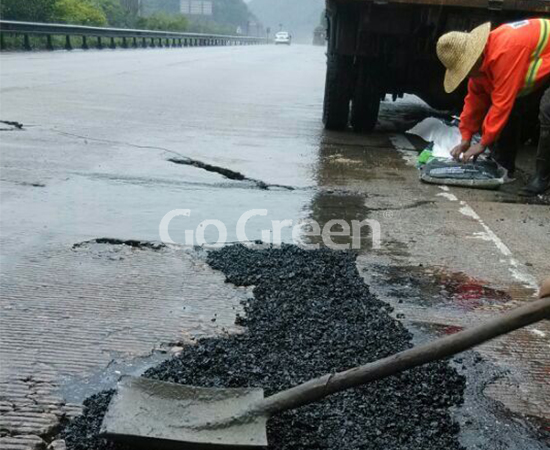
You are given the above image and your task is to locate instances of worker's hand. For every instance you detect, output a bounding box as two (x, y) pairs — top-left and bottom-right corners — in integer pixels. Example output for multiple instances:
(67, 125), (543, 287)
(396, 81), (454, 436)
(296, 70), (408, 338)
(461, 143), (486, 163)
(451, 140), (471, 160)
(540, 277), (550, 299)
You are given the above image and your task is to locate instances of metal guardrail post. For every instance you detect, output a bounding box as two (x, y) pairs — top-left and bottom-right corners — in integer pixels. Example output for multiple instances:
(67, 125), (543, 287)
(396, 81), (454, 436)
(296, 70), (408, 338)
(82, 35), (89, 50)
(97, 36), (103, 50)
(24, 34), (31, 51)
(109, 37), (116, 49)
(65, 35), (72, 50)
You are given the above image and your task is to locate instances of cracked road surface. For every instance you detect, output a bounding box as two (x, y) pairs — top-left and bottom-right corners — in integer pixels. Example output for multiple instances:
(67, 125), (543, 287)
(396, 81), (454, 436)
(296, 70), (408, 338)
(1, 46), (549, 449)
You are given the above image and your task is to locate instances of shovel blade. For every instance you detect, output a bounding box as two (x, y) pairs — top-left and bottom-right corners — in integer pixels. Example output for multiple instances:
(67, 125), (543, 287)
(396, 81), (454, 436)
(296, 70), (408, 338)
(100, 376), (268, 450)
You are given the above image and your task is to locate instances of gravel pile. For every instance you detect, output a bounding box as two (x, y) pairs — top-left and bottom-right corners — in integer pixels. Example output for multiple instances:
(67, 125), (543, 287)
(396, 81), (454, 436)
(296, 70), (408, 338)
(64, 244), (465, 450)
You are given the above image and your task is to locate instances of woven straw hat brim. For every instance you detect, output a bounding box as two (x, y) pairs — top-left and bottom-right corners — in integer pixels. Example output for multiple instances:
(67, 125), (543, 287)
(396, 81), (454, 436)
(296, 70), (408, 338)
(444, 22), (491, 93)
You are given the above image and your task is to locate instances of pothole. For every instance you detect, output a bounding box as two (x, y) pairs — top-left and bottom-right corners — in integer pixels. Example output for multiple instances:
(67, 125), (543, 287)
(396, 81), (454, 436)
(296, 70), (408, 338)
(72, 238), (165, 251)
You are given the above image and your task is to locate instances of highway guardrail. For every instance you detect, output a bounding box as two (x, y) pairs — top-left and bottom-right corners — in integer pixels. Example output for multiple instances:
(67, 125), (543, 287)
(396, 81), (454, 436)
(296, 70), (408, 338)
(0, 20), (266, 51)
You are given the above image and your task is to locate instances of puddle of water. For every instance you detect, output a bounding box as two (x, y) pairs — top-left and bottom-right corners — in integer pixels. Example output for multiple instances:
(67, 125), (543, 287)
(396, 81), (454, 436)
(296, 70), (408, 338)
(59, 350), (170, 404)
(302, 190), (375, 251)
(368, 264), (513, 312)
(315, 134), (407, 188)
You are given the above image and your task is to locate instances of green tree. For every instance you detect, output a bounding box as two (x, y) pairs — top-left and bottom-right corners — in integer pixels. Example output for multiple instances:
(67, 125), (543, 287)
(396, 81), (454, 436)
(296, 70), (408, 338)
(136, 13), (188, 32)
(92, 0), (135, 27)
(53, 0), (108, 26)
(0, 0), (56, 22)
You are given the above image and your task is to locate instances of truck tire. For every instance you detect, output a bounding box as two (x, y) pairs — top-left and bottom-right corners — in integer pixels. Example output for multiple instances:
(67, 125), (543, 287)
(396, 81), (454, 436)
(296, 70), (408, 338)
(351, 74), (381, 133)
(323, 55), (353, 131)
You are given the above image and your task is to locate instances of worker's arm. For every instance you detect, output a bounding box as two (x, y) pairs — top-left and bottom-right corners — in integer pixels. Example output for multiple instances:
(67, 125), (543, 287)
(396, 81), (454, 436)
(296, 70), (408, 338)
(459, 78), (491, 143)
(480, 46), (531, 147)
(540, 277), (550, 299)
(452, 79), (491, 161)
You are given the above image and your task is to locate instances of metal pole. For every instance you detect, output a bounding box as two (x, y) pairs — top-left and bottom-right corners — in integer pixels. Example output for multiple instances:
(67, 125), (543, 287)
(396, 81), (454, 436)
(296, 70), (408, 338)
(110, 37), (116, 49)
(65, 35), (72, 50)
(82, 35), (89, 50)
(97, 36), (103, 49)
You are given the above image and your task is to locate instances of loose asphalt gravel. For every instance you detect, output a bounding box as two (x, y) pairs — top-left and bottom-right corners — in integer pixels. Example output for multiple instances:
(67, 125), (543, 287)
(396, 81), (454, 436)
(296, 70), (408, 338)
(63, 244), (466, 450)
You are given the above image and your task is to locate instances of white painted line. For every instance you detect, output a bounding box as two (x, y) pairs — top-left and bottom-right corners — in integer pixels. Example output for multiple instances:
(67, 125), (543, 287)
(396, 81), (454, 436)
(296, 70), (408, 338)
(391, 133), (539, 291)
(437, 192), (458, 202)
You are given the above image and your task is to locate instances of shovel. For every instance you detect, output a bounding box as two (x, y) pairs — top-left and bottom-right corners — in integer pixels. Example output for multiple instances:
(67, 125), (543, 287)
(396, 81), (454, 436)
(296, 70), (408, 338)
(100, 296), (550, 450)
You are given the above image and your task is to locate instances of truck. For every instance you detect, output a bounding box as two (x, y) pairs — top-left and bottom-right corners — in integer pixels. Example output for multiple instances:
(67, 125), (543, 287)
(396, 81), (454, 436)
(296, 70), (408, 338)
(323, 0), (550, 132)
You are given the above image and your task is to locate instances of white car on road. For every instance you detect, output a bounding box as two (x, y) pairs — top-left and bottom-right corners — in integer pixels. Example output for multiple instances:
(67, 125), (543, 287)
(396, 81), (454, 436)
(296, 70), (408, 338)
(275, 32), (292, 45)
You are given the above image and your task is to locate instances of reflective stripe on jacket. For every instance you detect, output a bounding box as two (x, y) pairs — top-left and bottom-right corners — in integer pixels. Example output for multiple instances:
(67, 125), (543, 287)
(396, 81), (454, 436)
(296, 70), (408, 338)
(459, 19), (550, 146)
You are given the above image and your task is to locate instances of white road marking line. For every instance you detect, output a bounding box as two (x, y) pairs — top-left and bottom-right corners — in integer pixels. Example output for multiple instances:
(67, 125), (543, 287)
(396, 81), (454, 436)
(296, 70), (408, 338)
(437, 192), (458, 201)
(391, 133), (539, 291)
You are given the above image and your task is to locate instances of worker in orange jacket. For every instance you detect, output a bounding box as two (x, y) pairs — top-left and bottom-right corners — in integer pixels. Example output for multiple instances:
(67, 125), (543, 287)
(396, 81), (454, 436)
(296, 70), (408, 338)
(437, 19), (550, 196)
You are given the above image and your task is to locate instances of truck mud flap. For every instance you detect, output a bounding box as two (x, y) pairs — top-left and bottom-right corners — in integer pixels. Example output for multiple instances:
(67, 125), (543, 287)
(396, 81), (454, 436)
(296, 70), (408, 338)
(323, 54), (353, 131)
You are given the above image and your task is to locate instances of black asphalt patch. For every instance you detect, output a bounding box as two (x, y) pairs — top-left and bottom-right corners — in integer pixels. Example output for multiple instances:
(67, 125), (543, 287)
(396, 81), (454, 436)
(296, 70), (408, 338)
(62, 245), (465, 450)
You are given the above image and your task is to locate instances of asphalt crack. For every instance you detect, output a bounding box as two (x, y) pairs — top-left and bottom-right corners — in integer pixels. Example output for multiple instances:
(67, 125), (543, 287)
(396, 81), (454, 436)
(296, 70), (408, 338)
(0, 179), (46, 187)
(168, 157), (295, 191)
(0, 120), (24, 131)
(50, 130), (297, 191)
(367, 200), (436, 211)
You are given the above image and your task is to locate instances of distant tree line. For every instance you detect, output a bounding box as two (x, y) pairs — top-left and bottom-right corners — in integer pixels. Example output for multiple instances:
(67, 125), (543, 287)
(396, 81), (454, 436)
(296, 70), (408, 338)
(0, 0), (136, 27)
(0, 0), (258, 34)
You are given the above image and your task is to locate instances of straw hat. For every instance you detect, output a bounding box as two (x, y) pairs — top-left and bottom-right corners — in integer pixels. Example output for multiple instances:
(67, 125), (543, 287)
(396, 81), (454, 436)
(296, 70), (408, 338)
(437, 22), (491, 93)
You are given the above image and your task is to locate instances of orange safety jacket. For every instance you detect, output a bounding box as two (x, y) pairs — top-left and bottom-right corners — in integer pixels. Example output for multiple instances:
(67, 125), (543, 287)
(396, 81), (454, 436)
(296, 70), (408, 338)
(460, 18), (550, 147)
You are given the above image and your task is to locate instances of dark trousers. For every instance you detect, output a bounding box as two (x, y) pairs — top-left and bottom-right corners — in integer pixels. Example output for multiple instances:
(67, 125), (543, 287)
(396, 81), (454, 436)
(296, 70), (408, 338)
(495, 84), (550, 174)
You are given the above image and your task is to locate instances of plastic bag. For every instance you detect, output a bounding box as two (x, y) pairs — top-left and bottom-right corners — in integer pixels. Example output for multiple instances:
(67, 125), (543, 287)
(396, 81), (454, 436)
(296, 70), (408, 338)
(408, 117), (482, 159)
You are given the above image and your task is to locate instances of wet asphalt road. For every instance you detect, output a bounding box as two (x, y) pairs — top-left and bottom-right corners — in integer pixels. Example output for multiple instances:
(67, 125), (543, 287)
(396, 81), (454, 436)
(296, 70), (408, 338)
(1, 45), (549, 449)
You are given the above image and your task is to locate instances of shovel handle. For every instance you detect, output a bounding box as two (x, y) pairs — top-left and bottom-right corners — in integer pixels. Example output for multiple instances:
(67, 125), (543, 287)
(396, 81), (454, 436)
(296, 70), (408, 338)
(255, 296), (550, 416)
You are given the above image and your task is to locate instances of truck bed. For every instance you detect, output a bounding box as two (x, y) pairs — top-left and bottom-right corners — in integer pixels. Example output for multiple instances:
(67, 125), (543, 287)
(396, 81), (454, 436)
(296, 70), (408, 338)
(335, 0), (550, 14)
